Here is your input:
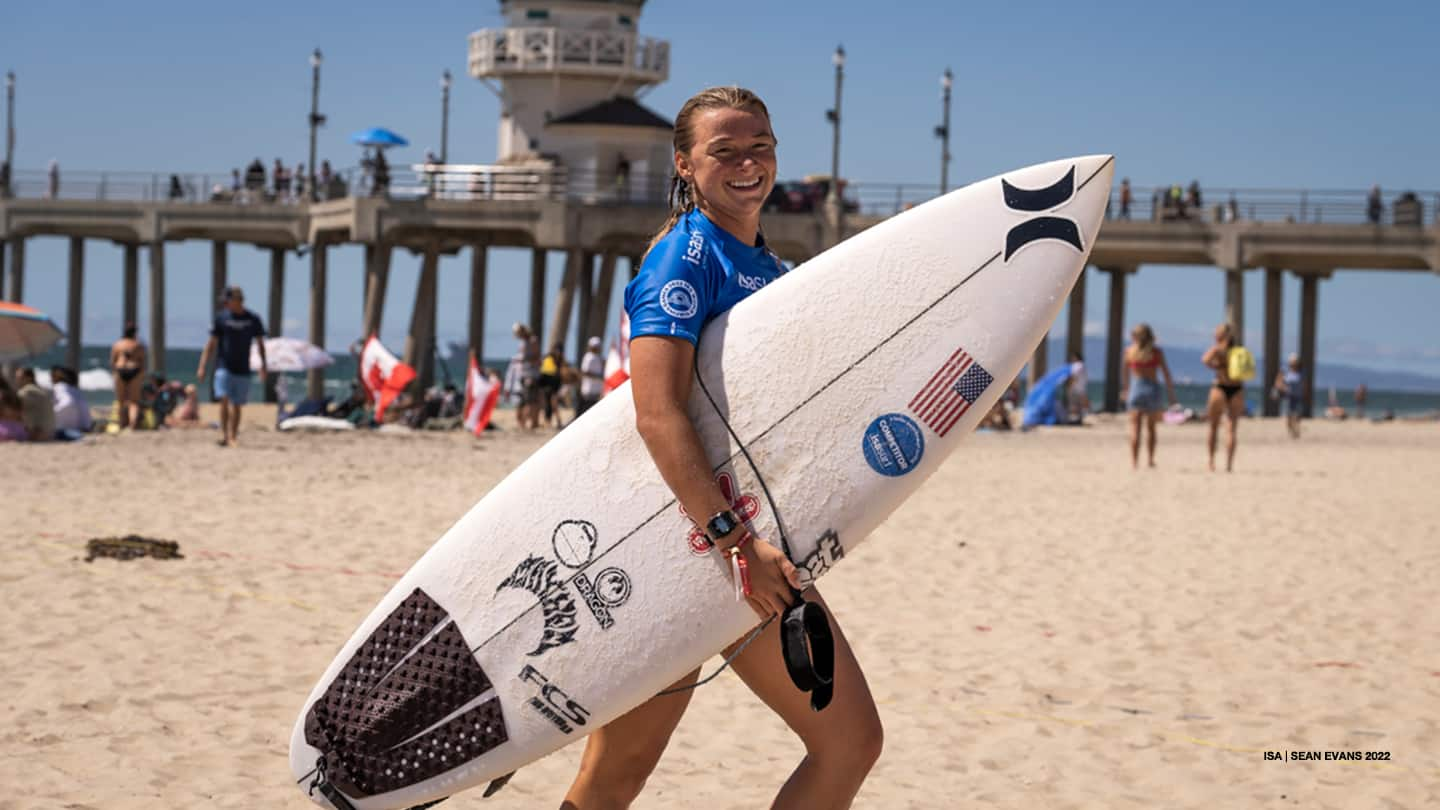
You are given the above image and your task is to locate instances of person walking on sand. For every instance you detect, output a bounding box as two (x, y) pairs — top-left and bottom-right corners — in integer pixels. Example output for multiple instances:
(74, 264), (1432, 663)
(537, 343), (566, 429)
(1120, 323), (1177, 469)
(558, 85), (882, 810)
(196, 286), (268, 447)
(1273, 353), (1303, 439)
(110, 321), (146, 429)
(1202, 323), (1244, 472)
(577, 335), (605, 418)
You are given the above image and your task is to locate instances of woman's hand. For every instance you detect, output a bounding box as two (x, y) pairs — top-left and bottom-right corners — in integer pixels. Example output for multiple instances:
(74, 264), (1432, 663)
(735, 536), (803, 619)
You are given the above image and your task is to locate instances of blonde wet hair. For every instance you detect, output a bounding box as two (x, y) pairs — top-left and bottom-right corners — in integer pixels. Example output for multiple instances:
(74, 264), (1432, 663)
(643, 86), (775, 259)
(1131, 322), (1156, 363)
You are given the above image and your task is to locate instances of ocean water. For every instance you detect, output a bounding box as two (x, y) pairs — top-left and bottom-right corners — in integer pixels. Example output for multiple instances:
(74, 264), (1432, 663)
(20, 344), (1440, 418)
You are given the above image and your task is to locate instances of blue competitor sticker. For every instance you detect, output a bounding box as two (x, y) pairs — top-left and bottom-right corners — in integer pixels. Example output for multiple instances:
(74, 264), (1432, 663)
(861, 413), (925, 477)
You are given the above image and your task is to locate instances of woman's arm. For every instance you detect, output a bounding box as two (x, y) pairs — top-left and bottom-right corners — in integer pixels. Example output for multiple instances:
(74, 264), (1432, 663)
(630, 335), (800, 618)
(1158, 348), (1177, 405)
(1119, 345), (1130, 393)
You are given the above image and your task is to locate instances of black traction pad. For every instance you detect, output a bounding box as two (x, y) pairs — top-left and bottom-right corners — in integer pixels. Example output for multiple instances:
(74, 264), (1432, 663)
(305, 588), (509, 798)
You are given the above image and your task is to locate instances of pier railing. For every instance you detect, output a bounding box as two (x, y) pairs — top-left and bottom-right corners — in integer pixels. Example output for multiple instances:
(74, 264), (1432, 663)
(468, 26), (669, 82)
(3, 165), (1437, 227)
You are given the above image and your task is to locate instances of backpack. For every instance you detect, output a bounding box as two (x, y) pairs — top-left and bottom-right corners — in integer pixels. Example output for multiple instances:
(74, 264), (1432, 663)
(1227, 346), (1256, 382)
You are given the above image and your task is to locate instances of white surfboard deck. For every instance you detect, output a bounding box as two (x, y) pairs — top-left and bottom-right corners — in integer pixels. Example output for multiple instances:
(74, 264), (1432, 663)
(290, 155), (1114, 809)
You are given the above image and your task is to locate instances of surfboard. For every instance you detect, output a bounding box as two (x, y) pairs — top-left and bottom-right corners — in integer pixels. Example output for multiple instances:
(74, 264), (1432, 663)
(289, 155), (1114, 809)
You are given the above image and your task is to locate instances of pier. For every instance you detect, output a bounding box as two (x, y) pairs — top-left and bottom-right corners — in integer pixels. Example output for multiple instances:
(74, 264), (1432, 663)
(3, 0), (1436, 416)
(2, 172), (1437, 416)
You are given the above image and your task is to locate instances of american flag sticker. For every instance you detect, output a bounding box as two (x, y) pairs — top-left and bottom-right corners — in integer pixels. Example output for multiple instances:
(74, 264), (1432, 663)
(907, 347), (994, 437)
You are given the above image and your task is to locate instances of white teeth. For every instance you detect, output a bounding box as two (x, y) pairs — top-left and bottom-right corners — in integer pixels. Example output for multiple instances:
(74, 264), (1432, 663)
(729, 178), (760, 189)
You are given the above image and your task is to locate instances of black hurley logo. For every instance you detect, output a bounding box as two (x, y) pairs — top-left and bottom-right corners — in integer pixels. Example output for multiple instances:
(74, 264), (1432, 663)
(1001, 165), (1084, 261)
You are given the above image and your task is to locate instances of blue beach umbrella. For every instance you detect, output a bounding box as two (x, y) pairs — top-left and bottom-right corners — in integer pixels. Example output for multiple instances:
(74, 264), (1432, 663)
(349, 127), (409, 148)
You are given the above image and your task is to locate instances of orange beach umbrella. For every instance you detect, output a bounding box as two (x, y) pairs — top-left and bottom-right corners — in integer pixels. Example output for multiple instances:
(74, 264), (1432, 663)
(0, 301), (65, 362)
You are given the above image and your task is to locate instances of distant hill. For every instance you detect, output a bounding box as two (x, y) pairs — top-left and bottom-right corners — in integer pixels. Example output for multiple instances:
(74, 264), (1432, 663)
(1037, 337), (1440, 394)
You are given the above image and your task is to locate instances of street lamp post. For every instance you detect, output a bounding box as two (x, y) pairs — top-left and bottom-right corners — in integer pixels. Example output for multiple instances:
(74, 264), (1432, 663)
(307, 49), (326, 201)
(824, 45), (846, 242)
(936, 67), (953, 194)
(440, 69), (452, 165)
(5, 71), (15, 181)
(825, 46), (845, 206)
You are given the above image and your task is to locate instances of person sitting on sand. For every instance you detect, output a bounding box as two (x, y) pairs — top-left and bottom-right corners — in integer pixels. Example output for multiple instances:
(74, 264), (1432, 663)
(1065, 351), (1090, 424)
(50, 366), (93, 436)
(979, 398), (1013, 430)
(14, 367), (55, 442)
(1121, 323), (1177, 468)
(1325, 386), (1348, 420)
(0, 377), (27, 442)
(169, 383), (201, 427)
(1201, 323), (1245, 472)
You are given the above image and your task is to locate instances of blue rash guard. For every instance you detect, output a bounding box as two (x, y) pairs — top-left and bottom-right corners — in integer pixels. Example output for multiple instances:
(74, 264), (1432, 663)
(624, 208), (786, 345)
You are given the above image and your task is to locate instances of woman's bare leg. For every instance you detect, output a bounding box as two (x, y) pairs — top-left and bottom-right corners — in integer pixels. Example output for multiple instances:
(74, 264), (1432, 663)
(124, 376), (143, 429)
(1225, 393), (1244, 471)
(1145, 411), (1160, 467)
(113, 376), (129, 429)
(1205, 388), (1225, 471)
(728, 589), (883, 810)
(1127, 410), (1142, 469)
(560, 668), (700, 810)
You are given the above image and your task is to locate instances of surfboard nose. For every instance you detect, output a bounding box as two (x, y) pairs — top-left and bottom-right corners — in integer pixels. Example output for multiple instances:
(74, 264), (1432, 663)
(1069, 154), (1116, 242)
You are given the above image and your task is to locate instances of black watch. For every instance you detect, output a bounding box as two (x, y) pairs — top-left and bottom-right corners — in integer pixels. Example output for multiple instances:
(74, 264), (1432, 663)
(704, 510), (741, 544)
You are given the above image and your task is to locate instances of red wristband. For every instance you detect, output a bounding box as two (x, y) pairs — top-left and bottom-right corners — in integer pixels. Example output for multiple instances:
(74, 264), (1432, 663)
(724, 532), (754, 600)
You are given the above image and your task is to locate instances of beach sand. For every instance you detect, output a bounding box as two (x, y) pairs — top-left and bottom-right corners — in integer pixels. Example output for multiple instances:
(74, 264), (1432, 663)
(3, 414), (1437, 809)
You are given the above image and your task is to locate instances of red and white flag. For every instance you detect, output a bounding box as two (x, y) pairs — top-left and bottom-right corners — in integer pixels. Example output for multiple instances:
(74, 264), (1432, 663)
(360, 335), (416, 422)
(603, 310), (631, 393)
(463, 354), (501, 436)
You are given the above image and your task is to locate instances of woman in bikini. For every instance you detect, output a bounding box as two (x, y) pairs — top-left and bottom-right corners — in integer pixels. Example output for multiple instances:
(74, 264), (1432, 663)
(109, 322), (146, 429)
(1120, 323), (1176, 468)
(1202, 323), (1244, 471)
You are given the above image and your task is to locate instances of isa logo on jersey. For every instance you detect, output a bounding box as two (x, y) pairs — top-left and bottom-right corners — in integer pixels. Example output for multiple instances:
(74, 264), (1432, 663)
(659, 280), (699, 319)
(861, 413), (924, 477)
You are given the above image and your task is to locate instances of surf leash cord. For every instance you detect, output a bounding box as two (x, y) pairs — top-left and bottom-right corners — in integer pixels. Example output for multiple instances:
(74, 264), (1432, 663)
(690, 358), (834, 712)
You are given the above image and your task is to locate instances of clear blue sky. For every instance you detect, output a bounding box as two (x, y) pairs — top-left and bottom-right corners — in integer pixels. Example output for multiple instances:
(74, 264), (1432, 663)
(5, 0), (1439, 378)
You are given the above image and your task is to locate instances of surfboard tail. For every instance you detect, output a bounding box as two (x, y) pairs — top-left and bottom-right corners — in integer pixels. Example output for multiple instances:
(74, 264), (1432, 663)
(303, 589), (509, 801)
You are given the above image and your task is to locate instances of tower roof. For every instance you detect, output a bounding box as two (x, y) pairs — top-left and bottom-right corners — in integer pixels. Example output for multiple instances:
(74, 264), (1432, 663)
(501, 0), (645, 8)
(548, 97), (671, 130)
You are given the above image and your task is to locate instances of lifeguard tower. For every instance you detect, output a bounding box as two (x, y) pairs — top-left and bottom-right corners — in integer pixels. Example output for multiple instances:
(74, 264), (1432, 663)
(468, 0), (674, 201)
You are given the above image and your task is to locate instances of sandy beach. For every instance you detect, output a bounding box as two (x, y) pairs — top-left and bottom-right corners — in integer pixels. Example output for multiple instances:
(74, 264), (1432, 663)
(3, 414), (1437, 809)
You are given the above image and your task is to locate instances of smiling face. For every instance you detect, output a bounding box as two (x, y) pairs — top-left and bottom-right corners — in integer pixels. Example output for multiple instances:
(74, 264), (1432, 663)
(675, 105), (777, 244)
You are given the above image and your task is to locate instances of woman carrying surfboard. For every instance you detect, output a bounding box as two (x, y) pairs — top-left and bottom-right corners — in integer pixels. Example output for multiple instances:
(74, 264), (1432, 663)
(560, 86), (883, 810)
